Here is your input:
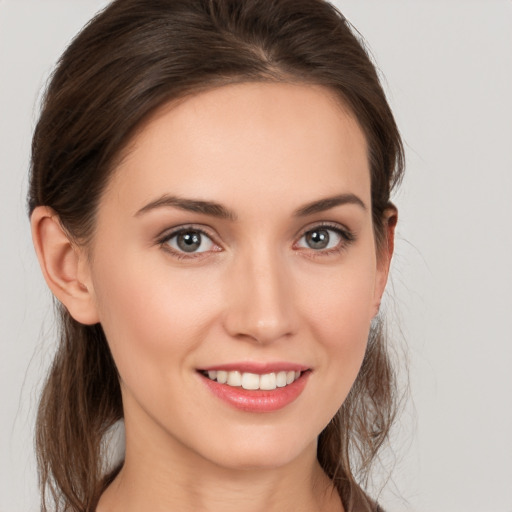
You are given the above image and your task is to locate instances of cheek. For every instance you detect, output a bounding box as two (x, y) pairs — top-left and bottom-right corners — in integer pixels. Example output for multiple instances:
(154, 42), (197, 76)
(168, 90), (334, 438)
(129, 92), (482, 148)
(89, 250), (223, 388)
(299, 252), (377, 394)
(303, 257), (377, 344)
(316, 290), (372, 385)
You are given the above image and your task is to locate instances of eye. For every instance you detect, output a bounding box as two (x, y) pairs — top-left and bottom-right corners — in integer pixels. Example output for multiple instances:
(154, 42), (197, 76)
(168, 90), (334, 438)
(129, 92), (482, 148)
(296, 225), (351, 252)
(164, 229), (216, 254)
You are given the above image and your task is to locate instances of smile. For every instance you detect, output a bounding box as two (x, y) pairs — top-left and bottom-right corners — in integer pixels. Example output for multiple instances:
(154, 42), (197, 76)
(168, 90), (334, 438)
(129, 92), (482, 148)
(198, 366), (311, 412)
(203, 370), (302, 390)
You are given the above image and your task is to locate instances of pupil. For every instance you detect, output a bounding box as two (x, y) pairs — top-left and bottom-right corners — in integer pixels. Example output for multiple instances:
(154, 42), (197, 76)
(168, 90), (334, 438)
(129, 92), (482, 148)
(177, 231), (201, 252)
(307, 229), (329, 249)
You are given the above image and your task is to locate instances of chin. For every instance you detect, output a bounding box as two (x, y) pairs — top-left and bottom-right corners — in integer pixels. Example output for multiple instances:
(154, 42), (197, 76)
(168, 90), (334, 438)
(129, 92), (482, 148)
(190, 424), (319, 472)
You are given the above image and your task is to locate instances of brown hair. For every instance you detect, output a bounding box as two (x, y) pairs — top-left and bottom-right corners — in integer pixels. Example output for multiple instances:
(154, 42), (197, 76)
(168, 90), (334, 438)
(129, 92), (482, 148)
(29, 1), (404, 510)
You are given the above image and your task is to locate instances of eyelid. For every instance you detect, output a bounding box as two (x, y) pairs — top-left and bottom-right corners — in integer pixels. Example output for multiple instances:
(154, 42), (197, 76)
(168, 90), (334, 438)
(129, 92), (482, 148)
(156, 224), (222, 258)
(293, 221), (356, 253)
(157, 223), (217, 240)
(155, 221), (355, 260)
(294, 221), (355, 241)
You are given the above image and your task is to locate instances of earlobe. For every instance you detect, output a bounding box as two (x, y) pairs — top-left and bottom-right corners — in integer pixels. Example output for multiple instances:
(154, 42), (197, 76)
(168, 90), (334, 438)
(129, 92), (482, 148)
(30, 206), (99, 325)
(372, 206), (398, 317)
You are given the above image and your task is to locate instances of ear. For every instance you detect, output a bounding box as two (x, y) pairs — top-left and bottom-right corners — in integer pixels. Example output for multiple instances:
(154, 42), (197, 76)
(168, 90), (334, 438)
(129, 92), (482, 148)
(30, 206), (99, 325)
(372, 205), (398, 317)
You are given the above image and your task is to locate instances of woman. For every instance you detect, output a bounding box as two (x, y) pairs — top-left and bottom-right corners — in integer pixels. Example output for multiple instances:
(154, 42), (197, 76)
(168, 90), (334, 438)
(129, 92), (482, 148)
(28, 0), (404, 511)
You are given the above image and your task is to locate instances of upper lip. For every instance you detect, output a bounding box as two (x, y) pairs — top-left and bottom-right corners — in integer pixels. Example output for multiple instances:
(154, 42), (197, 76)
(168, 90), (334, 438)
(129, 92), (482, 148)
(198, 362), (310, 374)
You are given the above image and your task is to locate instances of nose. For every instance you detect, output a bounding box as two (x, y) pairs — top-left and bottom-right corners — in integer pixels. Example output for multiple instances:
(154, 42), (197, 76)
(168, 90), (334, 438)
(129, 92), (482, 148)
(222, 247), (297, 344)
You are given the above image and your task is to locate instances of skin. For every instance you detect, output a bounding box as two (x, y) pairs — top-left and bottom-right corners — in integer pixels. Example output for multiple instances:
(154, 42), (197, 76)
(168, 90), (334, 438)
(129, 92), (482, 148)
(31, 82), (396, 512)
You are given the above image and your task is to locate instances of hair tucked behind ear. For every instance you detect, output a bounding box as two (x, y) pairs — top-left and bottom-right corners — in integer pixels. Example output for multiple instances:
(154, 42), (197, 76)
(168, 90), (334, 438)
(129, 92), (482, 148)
(29, 1), (404, 510)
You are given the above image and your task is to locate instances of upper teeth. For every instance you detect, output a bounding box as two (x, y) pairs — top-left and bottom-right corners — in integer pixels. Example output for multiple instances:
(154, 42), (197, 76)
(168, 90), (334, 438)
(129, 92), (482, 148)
(206, 370), (301, 390)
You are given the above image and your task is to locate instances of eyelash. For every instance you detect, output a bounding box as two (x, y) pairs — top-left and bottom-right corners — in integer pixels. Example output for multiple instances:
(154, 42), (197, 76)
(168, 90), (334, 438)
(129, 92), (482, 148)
(294, 223), (356, 258)
(156, 223), (356, 260)
(157, 225), (220, 260)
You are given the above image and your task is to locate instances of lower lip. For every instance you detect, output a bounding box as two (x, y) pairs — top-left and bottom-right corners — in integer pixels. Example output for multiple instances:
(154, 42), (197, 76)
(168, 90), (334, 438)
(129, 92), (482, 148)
(200, 371), (310, 413)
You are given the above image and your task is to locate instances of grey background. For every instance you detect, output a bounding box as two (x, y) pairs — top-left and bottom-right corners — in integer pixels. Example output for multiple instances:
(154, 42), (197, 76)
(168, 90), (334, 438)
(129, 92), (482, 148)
(1, 1), (511, 511)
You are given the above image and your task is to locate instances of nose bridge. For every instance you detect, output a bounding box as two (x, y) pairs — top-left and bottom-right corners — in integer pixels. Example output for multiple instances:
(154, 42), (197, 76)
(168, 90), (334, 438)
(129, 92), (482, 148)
(223, 242), (296, 344)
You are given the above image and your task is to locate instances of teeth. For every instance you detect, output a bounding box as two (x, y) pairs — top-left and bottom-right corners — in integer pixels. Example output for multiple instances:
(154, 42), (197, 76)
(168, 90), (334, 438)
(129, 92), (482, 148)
(227, 371), (242, 387)
(259, 372), (276, 390)
(241, 372), (260, 390)
(276, 371), (287, 387)
(204, 369), (303, 390)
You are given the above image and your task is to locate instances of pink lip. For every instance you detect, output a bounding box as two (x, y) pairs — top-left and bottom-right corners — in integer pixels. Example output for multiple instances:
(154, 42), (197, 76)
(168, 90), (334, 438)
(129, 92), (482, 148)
(199, 370), (311, 413)
(199, 361), (309, 374)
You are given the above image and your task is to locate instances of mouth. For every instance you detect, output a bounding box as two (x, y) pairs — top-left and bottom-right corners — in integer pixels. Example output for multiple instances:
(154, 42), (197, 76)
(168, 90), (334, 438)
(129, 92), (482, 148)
(197, 365), (311, 412)
(200, 369), (303, 391)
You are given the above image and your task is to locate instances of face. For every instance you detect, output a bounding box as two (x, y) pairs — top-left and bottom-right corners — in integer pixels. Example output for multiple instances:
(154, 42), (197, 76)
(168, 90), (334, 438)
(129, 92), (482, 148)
(81, 82), (390, 471)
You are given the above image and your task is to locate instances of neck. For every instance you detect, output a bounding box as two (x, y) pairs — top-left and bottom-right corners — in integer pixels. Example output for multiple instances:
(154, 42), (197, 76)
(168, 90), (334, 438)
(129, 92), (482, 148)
(97, 418), (343, 512)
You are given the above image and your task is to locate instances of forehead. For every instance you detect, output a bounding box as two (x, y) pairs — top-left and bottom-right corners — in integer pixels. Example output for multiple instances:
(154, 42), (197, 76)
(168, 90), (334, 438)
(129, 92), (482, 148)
(105, 82), (370, 213)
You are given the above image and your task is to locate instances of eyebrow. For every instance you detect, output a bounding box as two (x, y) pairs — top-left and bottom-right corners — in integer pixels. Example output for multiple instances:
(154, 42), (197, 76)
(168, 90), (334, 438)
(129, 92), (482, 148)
(294, 193), (367, 216)
(135, 192), (366, 220)
(135, 195), (237, 221)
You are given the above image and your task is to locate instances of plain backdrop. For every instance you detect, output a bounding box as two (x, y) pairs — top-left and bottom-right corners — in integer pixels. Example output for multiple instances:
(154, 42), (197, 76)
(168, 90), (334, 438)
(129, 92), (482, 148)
(1, 1), (511, 511)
